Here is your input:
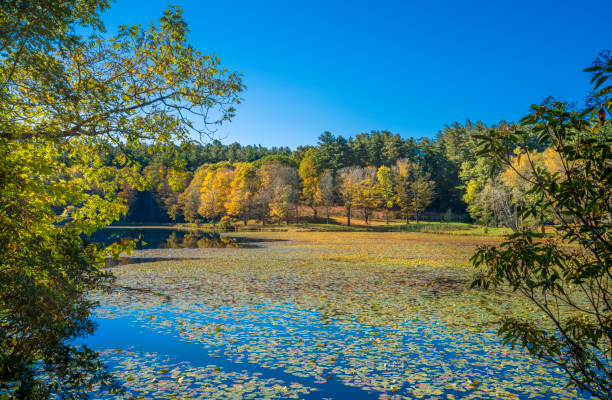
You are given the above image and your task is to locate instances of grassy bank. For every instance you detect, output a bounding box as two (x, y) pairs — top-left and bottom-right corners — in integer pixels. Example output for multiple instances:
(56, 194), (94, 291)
(110, 219), (513, 236)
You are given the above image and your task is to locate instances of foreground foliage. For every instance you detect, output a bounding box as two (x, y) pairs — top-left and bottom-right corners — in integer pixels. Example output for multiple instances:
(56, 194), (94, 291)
(0, 1), (243, 398)
(472, 53), (611, 399)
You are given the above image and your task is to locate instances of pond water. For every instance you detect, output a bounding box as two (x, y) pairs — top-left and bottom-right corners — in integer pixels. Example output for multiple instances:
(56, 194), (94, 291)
(88, 227), (252, 250)
(82, 230), (591, 400)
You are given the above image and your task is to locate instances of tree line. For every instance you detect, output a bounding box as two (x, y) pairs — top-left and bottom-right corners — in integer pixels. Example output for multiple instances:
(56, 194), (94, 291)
(109, 123), (524, 226)
(143, 156), (435, 227)
(109, 120), (565, 230)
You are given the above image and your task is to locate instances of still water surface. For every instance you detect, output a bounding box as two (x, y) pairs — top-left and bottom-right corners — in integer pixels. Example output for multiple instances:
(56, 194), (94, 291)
(82, 228), (590, 399)
(88, 227), (251, 250)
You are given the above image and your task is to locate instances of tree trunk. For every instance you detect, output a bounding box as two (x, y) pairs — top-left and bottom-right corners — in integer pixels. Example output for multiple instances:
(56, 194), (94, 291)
(347, 205), (351, 226)
(385, 209), (389, 225)
(364, 209), (369, 224)
(243, 216), (247, 226)
(326, 206), (330, 224)
(313, 206), (317, 220)
(295, 204), (299, 224)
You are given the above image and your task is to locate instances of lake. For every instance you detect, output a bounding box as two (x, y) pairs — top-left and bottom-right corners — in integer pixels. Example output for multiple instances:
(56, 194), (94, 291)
(83, 229), (589, 399)
(88, 227), (257, 250)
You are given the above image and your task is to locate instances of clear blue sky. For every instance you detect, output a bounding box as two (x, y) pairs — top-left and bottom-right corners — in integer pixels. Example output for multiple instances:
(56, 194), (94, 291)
(101, 0), (612, 148)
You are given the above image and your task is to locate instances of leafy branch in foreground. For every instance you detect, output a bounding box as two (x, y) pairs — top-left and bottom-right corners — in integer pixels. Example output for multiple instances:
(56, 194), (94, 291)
(0, 1), (244, 398)
(471, 51), (611, 399)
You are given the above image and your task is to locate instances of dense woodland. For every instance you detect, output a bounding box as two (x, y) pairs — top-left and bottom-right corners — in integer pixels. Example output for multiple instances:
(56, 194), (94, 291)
(103, 119), (559, 229)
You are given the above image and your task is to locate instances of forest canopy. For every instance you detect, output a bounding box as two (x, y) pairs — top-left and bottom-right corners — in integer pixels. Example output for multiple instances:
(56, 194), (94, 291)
(105, 121), (541, 228)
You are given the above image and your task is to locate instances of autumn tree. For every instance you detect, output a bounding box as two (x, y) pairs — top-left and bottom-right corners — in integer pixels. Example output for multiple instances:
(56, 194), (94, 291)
(354, 166), (382, 224)
(0, 3), (244, 398)
(178, 167), (209, 223)
(199, 167), (235, 223)
(225, 163), (258, 225)
(337, 166), (364, 226)
(478, 179), (517, 229)
(463, 178), (492, 226)
(298, 150), (320, 218)
(462, 146), (564, 230)
(394, 159), (435, 223)
(258, 163), (298, 224)
(460, 155), (499, 225)
(316, 170), (335, 224)
(254, 163), (276, 224)
(499, 148), (564, 230)
(377, 166), (396, 224)
(269, 165), (298, 225)
(393, 159), (417, 223)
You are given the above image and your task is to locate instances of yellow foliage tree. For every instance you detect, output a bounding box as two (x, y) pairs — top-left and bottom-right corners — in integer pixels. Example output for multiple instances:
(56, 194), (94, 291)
(377, 165), (395, 224)
(199, 167), (235, 223)
(354, 166), (382, 224)
(499, 147), (565, 228)
(225, 163), (258, 225)
(393, 159), (435, 224)
(315, 170), (335, 224)
(298, 153), (320, 218)
(178, 167), (210, 222)
(258, 162), (298, 224)
(337, 166), (362, 226)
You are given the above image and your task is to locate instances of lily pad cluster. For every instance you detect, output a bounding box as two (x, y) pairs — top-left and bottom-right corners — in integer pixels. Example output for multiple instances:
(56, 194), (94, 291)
(89, 232), (589, 399)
